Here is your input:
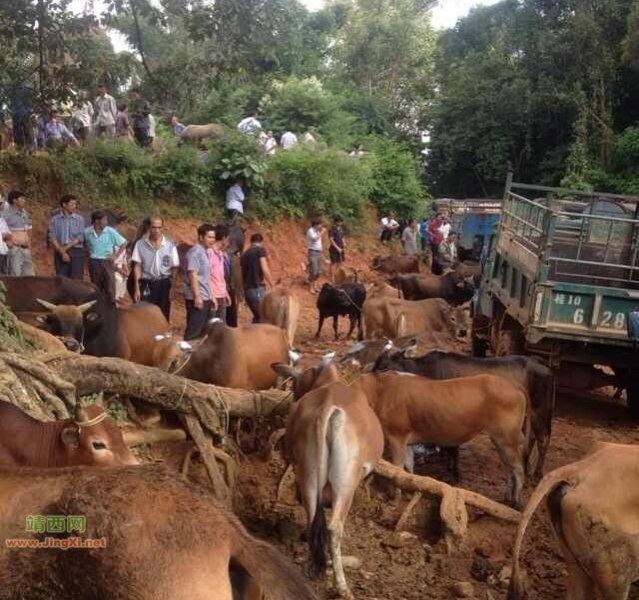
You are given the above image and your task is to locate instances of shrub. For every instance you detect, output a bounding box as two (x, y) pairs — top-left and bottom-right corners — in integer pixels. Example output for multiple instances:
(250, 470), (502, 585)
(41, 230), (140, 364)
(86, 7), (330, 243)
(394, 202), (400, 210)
(205, 130), (267, 192)
(365, 136), (426, 218)
(260, 147), (373, 221)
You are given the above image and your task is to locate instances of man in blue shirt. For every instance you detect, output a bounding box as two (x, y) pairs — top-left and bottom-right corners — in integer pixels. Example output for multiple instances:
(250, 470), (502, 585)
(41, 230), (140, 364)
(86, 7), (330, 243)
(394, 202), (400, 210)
(48, 194), (85, 279)
(183, 223), (216, 340)
(170, 114), (185, 137)
(45, 111), (79, 148)
(84, 210), (127, 304)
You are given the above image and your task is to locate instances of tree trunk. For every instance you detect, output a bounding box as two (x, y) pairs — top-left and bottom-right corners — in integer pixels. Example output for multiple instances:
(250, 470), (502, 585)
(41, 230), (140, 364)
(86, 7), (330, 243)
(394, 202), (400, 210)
(40, 354), (293, 439)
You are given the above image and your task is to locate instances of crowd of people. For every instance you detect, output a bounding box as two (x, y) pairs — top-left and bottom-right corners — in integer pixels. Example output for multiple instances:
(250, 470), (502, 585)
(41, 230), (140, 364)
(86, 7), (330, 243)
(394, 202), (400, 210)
(379, 210), (458, 274)
(3, 82), (175, 151)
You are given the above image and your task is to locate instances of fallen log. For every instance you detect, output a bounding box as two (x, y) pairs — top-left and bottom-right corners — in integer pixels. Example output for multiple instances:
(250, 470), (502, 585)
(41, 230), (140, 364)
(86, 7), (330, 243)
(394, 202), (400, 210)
(122, 427), (187, 446)
(39, 354), (293, 439)
(373, 459), (521, 542)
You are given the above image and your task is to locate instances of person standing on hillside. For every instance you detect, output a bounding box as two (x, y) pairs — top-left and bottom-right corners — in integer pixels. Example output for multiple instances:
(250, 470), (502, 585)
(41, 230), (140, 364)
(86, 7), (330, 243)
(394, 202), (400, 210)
(237, 112), (262, 137)
(131, 216), (179, 320)
(84, 210), (127, 304)
(94, 83), (117, 139)
(427, 213), (445, 273)
(170, 114), (185, 137)
(184, 224), (215, 340)
(306, 218), (324, 294)
(328, 215), (346, 282)
(261, 129), (277, 155)
(280, 130), (298, 150)
(379, 211), (399, 242)
(116, 103), (130, 138)
(2, 190), (34, 276)
(241, 233), (274, 323)
(208, 224), (232, 322)
(226, 179), (245, 223)
(129, 89), (152, 148)
(48, 194), (85, 279)
(401, 218), (419, 256)
(71, 91), (94, 143)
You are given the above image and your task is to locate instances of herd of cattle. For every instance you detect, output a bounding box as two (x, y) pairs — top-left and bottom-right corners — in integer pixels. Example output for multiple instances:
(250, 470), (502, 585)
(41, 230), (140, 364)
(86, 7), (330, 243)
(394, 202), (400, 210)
(0, 249), (637, 599)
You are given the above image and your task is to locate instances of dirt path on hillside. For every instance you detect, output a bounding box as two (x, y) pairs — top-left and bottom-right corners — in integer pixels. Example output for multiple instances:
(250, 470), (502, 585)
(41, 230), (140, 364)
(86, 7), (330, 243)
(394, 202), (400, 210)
(26, 203), (639, 600)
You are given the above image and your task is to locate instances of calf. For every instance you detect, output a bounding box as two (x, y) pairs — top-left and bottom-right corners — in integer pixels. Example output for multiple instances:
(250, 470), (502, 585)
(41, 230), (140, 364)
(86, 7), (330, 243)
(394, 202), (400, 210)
(333, 265), (359, 284)
(373, 345), (555, 477)
(0, 401), (138, 468)
(272, 360), (383, 598)
(362, 296), (459, 340)
(260, 285), (300, 347)
(508, 442), (639, 600)
(389, 271), (475, 305)
(366, 280), (401, 299)
(371, 255), (420, 275)
(315, 283), (366, 341)
(0, 466), (317, 600)
(354, 371), (528, 507)
(181, 321), (289, 389)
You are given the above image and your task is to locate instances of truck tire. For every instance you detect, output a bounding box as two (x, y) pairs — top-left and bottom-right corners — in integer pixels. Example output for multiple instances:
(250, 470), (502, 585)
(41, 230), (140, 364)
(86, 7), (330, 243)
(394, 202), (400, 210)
(627, 379), (639, 420)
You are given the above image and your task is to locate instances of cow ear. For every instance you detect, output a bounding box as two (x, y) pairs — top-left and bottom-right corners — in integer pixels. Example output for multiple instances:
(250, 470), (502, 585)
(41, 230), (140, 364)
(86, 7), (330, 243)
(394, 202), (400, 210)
(85, 312), (100, 322)
(271, 362), (300, 381)
(401, 339), (419, 358)
(61, 425), (80, 447)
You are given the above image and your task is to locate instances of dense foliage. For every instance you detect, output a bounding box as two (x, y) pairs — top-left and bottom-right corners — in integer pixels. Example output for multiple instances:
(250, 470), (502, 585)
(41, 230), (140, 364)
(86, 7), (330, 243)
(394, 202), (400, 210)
(427, 0), (639, 196)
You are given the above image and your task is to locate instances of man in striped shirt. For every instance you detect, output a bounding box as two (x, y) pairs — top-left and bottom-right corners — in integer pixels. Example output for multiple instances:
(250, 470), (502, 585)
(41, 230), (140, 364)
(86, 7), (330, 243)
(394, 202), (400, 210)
(48, 194), (86, 279)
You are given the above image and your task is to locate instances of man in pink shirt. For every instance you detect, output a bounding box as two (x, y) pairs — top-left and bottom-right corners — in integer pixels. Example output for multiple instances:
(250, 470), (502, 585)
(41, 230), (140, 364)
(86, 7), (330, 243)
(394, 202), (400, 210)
(208, 224), (232, 321)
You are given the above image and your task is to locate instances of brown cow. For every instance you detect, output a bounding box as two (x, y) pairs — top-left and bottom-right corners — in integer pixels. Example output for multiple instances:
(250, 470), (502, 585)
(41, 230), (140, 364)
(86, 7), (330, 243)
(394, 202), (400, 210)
(0, 466), (317, 600)
(366, 280), (401, 299)
(508, 442), (639, 600)
(260, 286), (300, 347)
(353, 371), (528, 507)
(181, 321), (289, 389)
(334, 265), (359, 284)
(389, 271), (475, 305)
(272, 359), (384, 598)
(0, 401), (138, 468)
(362, 296), (459, 340)
(371, 255), (420, 275)
(117, 302), (172, 365)
(179, 123), (225, 141)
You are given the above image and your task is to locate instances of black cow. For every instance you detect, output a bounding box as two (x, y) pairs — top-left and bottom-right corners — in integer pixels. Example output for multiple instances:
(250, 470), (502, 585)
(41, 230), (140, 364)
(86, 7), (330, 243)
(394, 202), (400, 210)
(373, 344), (555, 479)
(1, 276), (120, 357)
(315, 283), (366, 341)
(389, 272), (475, 305)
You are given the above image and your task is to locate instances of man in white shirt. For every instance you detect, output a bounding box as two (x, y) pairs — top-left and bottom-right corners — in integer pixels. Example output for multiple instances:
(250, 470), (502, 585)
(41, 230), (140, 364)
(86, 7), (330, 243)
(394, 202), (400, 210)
(438, 215), (451, 240)
(94, 83), (117, 138)
(303, 128), (317, 145)
(261, 129), (277, 155)
(226, 180), (245, 223)
(306, 218), (324, 294)
(237, 112), (262, 136)
(379, 211), (400, 242)
(281, 130), (298, 150)
(401, 219), (419, 256)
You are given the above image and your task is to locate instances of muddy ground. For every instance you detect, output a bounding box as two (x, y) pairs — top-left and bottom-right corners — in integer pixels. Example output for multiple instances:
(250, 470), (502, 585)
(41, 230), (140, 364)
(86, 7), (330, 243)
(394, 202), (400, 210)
(26, 202), (639, 600)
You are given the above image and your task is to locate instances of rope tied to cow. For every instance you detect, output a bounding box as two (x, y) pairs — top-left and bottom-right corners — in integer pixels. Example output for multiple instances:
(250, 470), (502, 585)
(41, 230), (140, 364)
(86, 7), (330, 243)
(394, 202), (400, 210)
(337, 287), (364, 313)
(74, 411), (108, 428)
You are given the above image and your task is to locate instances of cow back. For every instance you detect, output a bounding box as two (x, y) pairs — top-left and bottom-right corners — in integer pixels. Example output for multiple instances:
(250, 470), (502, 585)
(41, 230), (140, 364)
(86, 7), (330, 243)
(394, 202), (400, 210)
(117, 303), (171, 365)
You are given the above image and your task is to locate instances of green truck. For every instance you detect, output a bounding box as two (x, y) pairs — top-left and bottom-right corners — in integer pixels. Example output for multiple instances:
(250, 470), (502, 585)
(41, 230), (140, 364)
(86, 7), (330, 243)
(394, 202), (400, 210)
(473, 175), (639, 415)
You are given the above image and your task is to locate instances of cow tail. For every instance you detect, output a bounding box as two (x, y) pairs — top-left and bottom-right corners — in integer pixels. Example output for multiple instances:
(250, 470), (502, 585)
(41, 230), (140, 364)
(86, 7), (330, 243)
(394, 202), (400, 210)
(309, 404), (338, 578)
(507, 460), (592, 600)
(230, 518), (317, 600)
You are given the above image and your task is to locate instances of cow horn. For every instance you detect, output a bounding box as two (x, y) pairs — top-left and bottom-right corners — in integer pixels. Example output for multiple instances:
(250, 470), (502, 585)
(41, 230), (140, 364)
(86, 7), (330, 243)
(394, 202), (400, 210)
(36, 298), (58, 312)
(73, 404), (108, 428)
(319, 351), (336, 368)
(288, 349), (301, 365)
(78, 300), (97, 314)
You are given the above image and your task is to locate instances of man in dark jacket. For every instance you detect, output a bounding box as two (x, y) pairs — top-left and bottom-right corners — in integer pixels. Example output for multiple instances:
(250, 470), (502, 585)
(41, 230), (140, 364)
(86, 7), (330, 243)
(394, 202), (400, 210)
(129, 89), (151, 148)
